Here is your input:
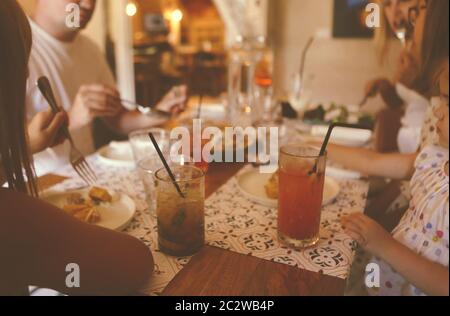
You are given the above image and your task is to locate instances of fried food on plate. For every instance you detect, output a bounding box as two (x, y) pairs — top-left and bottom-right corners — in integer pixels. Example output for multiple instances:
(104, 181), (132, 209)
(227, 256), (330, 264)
(265, 171), (279, 199)
(62, 187), (113, 224)
(89, 186), (112, 202)
(72, 207), (101, 224)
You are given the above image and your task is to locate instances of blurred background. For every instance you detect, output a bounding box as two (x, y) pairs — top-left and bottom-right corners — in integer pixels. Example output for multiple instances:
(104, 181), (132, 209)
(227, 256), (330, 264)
(18, 0), (402, 113)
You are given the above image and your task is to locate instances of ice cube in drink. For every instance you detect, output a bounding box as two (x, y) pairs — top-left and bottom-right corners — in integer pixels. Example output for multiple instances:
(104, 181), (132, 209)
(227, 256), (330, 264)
(155, 166), (205, 256)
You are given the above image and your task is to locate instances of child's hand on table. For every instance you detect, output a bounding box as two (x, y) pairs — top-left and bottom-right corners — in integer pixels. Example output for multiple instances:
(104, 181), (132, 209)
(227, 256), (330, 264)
(341, 213), (394, 257)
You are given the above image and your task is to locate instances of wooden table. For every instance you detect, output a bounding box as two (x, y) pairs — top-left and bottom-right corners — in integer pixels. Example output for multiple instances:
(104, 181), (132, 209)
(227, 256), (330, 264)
(161, 162), (347, 296)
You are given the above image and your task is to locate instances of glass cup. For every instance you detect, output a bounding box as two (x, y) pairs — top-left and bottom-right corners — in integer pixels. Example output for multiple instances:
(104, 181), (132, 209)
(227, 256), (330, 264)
(129, 128), (169, 166)
(130, 128), (170, 217)
(154, 165), (205, 257)
(175, 123), (211, 173)
(253, 49), (275, 125)
(278, 145), (327, 249)
(288, 72), (314, 117)
(137, 157), (164, 217)
(138, 154), (194, 218)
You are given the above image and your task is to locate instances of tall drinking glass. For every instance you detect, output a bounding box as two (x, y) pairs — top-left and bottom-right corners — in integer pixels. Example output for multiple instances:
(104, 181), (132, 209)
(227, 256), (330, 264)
(278, 145), (327, 249)
(129, 128), (169, 165)
(137, 158), (164, 217)
(253, 48), (275, 125)
(154, 165), (205, 256)
(288, 72), (313, 117)
(130, 128), (169, 217)
(175, 123), (211, 173)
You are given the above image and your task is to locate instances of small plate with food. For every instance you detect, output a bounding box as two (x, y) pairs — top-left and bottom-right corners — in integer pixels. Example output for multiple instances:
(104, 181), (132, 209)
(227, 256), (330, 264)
(190, 104), (226, 122)
(42, 187), (136, 231)
(302, 103), (375, 128)
(236, 169), (340, 208)
(97, 141), (135, 168)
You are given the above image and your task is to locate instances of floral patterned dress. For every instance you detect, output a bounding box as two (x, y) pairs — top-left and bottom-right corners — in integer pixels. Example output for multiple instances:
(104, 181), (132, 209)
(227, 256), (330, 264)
(369, 145), (449, 296)
(385, 97), (441, 217)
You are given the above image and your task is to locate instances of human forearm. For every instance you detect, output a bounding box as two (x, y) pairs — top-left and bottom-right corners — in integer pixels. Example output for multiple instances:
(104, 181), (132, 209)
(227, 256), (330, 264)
(104, 110), (168, 135)
(0, 188), (154, 296)
(380, 238), (449, 296)
(343, 213), (449, 296)
(326, 144), (416, 179)
(326, 145), (375, 174)
(365, 78), (403, 109)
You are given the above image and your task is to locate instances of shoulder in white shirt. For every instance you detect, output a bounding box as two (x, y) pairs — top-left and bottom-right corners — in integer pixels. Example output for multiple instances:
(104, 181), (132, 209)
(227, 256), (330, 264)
(26, 18), (116, 176)
(396, 83), (429, 154)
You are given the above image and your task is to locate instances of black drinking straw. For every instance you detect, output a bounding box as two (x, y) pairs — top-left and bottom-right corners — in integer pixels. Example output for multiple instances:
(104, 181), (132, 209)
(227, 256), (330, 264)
(311, 122), (372, 174)
(196, 94), (204, 120)
(149, 133), (185, 199)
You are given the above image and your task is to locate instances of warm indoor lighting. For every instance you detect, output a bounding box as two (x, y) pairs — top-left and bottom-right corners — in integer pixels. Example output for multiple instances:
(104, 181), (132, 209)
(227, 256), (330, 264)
(171, 9), (183, 22)
(126, 2), (137, 17)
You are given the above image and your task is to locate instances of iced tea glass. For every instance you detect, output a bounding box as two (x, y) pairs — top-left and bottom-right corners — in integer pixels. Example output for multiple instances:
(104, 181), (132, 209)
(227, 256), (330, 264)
(154, 165), (205, 256)
(278, 145), (326, 249)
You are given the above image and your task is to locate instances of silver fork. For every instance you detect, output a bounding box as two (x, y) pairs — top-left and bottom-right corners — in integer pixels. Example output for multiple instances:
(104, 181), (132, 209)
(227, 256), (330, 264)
(119, 98), (172, 117)
(37, 76), (97, 185)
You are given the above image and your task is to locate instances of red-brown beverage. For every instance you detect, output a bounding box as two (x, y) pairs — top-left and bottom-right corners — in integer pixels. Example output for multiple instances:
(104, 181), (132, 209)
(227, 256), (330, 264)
(278, 145), (326, 248)
(254, 58), (273, 88)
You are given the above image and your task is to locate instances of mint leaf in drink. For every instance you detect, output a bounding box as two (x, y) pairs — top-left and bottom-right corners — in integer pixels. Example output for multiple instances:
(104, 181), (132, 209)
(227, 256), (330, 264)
(171, 208), (187, 227)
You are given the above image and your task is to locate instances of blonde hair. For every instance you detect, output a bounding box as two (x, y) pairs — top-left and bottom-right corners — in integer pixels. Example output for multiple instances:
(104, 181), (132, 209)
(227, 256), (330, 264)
(374, 0), (395, 65)
(0, 0), (37, 195)
(416, 0), (449, 95)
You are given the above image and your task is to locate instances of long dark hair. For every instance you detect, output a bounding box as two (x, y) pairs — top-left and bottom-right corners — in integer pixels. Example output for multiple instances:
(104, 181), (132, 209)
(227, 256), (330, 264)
(0, 0), (37, 195)
(417, 0), (449, 95)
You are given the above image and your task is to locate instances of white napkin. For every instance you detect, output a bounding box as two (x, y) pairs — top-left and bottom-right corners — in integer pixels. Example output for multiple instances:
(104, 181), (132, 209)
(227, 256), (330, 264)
(396, 83), (429, 154)
(311, 125), (372, 147)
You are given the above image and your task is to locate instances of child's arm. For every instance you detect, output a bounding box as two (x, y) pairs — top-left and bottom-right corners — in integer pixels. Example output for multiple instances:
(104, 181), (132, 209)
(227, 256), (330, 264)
(381, 237), (449, 296)
(319, 143), (417, 180)
(342, 214), (449, 296)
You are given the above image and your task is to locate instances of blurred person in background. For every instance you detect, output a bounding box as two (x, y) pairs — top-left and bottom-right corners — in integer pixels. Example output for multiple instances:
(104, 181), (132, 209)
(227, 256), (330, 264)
(26, 0), (188, 176)
(368, 0), (431, 154)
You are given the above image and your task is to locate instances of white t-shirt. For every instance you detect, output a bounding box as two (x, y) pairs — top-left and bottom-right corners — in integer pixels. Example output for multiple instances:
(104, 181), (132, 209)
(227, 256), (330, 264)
(26, 19), (115, 176)
(396, 83), (429, 154)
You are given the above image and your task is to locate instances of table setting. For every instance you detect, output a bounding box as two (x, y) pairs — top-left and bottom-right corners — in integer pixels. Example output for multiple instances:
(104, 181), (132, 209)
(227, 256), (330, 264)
(34, 33), (375, 294)
(37, 111), (371, 295)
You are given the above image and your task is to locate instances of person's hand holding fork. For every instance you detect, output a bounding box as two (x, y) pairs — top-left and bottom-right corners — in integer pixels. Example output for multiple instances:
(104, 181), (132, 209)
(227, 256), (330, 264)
(68, 84), (124, 130)
(155, 85), (188, 116)
(28, 109), (68, 154)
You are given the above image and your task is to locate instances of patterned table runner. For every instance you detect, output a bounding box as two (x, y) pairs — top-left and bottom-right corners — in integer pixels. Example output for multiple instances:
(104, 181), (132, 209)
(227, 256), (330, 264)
(204, 166), (369, 279)
(45, 155), (368, 294)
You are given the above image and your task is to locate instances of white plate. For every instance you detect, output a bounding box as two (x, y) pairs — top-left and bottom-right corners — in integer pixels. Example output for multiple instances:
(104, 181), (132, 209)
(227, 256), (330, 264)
(190, 104), (226, 121)
(310, 125), (372, 147)
(42, 188), (136, 231)
(97, 141), (135, 168)
(236, 169), (340, 208)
